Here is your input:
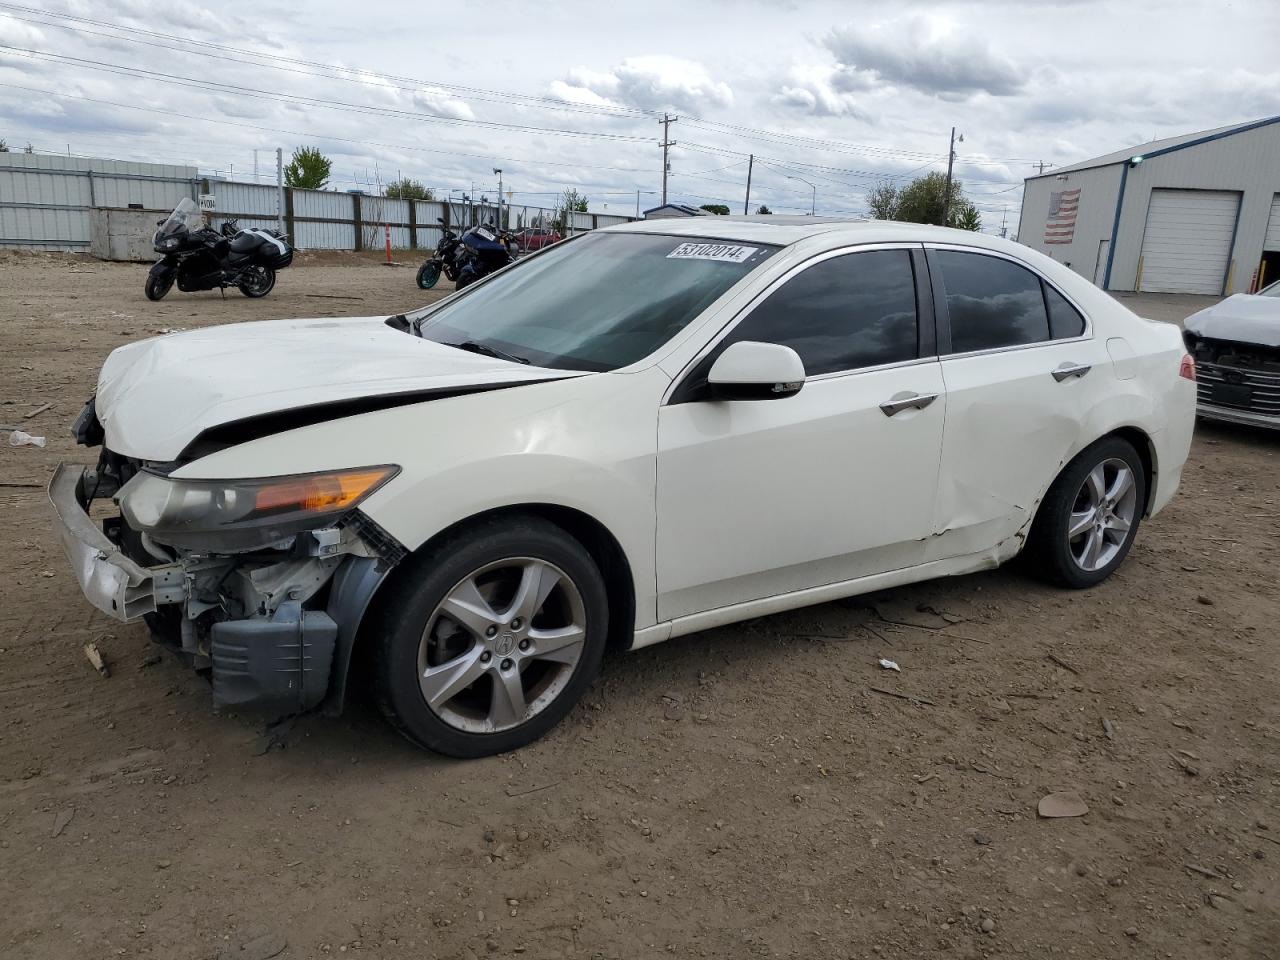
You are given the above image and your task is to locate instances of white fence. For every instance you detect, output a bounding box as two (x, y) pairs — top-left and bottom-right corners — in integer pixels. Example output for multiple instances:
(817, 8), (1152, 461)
(1, 152), (637, 254)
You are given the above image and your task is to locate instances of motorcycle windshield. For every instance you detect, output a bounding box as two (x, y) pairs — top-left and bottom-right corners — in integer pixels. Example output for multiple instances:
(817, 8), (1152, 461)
(157, 198), (203, 238)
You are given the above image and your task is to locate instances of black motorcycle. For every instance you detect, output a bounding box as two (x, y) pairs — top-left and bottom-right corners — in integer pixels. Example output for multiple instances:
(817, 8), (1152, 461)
(453, 224), (515, 290)
(416, 220), (515, 291)
(415, 218), (462, 289)
(145, 198), (294, 301)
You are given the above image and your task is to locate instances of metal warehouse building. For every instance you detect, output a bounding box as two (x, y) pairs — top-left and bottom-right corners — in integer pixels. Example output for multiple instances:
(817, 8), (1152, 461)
(1018, 115), (1280, 296)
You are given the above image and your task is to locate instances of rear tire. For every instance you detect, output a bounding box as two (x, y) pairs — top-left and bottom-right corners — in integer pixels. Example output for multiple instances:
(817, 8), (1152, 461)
(238, 265), (276, 298)
(1026, 436), (1146, 589)
(369, 516), (609, 757)
(144, 262), (175, 301)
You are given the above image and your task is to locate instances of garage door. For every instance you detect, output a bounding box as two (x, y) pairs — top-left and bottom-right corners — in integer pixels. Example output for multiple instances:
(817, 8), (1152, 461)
(1138, 189), (1240, 294)
(1265, 194), (1280, 251)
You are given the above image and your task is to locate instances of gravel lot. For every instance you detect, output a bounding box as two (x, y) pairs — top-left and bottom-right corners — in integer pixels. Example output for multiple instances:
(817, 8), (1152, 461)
(1, 252), (1277, 960)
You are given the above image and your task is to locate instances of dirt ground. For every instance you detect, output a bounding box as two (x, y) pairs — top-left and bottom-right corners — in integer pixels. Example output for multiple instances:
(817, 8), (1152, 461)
(1, 252), (1277, 960)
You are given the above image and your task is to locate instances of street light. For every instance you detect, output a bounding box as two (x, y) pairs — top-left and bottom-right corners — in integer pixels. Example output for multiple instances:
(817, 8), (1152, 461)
(635, 189), (657, 218)
(787, 175), (816, 215)
(493, 168), (503, 229)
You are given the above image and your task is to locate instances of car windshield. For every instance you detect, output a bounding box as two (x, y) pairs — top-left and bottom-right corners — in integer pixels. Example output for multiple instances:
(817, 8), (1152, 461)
(157, 197), (203, 238)
(1260, 279), (1280, 297)
(410, 231), (777, 371)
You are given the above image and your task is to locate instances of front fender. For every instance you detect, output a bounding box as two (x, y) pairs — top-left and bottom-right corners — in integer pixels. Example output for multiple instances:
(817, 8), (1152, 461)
(172, 367), (670, 631)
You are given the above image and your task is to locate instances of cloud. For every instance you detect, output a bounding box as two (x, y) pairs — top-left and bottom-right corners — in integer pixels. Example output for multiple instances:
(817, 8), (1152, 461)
(823, 15), (1027, 99)
(411, 87), (476, 121)
(551, 55), (733, 113)
(774, 63), (873, 117)
(0, 13), (47, 46)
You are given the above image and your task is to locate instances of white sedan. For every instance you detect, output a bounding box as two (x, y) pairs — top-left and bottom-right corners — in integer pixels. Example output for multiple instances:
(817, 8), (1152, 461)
(51, 217), (1196, 757)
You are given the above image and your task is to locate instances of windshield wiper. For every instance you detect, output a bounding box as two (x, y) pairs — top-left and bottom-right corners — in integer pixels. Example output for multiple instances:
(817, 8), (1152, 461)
(445, 340), (530, 364)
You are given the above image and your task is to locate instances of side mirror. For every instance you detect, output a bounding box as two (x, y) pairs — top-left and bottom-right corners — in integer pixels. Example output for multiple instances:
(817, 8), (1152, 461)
(706, 341), (805, 401)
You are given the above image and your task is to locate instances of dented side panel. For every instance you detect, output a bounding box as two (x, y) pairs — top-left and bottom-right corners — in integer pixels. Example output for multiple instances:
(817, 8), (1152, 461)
(927, 335), (1117, 562)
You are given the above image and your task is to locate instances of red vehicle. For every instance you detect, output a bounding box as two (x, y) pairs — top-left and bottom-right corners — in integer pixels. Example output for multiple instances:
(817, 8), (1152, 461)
(515, 227), (562, 252)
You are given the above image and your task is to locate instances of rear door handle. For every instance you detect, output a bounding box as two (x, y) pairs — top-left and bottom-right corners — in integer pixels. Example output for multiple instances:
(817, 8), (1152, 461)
(879, 392), (938, 416)
(1052, 363), (1092, 382)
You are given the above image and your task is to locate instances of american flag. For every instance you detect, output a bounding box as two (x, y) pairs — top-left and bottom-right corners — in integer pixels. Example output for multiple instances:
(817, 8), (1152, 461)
(1044, 188), (1080, 245)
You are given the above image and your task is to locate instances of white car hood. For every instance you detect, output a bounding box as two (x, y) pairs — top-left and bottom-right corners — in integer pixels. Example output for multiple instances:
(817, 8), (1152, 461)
(1184, 294), (1280, 347)
(96, 315), (576, 460)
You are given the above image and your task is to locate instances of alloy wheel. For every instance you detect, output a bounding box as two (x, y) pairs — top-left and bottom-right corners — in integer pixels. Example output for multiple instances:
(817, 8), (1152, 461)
(416, 558), (587, 733)
(1067, 457), (1138, 572)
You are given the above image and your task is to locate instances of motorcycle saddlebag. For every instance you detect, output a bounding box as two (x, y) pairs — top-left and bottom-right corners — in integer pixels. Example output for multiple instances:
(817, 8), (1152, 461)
(264, 247), (294, 270)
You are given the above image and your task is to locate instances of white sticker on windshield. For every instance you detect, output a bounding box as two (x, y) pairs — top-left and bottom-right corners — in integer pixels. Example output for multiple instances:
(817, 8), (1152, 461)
(667, 242), (759, 263)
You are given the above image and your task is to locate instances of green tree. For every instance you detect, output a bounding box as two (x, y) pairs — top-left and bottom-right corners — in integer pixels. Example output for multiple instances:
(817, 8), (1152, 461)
(755, 204), (772, 215)
(0, 139), (8, 152)
(699, 203), (729, 215)
(950, 201), (982, 232)
(284, 146), (332, 190)
(866, 171), (980, 231)
(867, 182), (899, 220)
(385, 178), (434, 201)
(23, 142), (34, 154)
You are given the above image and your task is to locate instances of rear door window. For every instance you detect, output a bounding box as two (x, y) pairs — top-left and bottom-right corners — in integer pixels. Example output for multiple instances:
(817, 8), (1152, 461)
(935, 250), (1050, 353)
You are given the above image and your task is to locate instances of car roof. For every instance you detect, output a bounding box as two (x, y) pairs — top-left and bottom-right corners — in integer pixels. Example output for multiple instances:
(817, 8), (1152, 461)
(606, 215), (1018, 253)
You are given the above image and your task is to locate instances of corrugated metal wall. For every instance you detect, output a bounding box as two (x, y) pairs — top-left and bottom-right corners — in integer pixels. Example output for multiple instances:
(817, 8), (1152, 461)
(0, 153), (197, 251)
(1019, 120), (1280, 294)
(2, 152), (636, 254)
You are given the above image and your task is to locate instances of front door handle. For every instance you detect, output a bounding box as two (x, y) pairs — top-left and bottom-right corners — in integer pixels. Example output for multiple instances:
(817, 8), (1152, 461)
(879, 392), (938, 417)
(1052, 362), (1092, 382)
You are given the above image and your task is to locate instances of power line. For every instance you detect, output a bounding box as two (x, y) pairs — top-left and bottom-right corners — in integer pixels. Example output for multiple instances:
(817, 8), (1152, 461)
(0, 1), (659, 122)
(0, 44), (658, 145)
(0, 82), (661, 179)
(0, 2), (1042, 169)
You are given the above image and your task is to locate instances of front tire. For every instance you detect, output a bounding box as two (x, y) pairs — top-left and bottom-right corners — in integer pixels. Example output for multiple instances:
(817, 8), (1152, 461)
(238, 265), (276, 298)
(144, 262), (175, 301)
(1027, 436), (1146, 588)
(416, 260), (442, 289)
(369, 516), (609, 757)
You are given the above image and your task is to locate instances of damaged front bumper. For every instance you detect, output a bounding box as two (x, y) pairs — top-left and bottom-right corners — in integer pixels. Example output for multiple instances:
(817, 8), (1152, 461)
(49, 463), (392, 716)
(49, 462), (185, 621)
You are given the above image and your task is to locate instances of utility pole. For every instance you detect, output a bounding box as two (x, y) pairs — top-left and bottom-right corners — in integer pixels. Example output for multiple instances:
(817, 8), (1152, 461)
(253, 149), (258, 182)
(942, 126), (962, 226)
(1000, 205), (1008, 238)
(659, 113), (678, 205)
(275, 147), (284, 234)
(1035, 160), (1049, 174)
(743, 154), (754, 215)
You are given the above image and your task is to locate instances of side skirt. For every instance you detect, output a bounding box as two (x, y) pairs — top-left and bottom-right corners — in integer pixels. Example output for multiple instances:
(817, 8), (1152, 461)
(631, 548), (1011, 650)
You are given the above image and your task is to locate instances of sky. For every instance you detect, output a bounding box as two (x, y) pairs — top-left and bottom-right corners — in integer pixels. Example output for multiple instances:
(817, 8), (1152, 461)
(1, 0), (1278, 232)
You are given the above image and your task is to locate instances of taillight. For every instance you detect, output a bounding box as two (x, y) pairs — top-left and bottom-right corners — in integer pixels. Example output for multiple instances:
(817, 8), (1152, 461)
(1179, 354), (1196, 381)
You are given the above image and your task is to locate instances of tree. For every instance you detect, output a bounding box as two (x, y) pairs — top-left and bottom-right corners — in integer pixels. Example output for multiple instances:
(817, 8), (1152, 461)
(0, 139), (8, 152)
(950, 202), (982, 232)
(867, 182), (898, 220)
(699, 203), (729, 215)
(284, 146), (332, 190)
(23, 142), (34, 154)
(755, 204), (772, 215)
(554, 188), (588, 231)
(865, 171), (980, 231)
(385, 178), (434, 201)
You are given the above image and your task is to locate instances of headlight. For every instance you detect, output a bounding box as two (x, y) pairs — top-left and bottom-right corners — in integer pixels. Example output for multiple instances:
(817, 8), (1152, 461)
(119, 465), (399, 552)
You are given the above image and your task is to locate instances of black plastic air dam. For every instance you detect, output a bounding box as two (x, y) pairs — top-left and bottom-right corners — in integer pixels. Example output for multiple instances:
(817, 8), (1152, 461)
(210, 600), (337, 714)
